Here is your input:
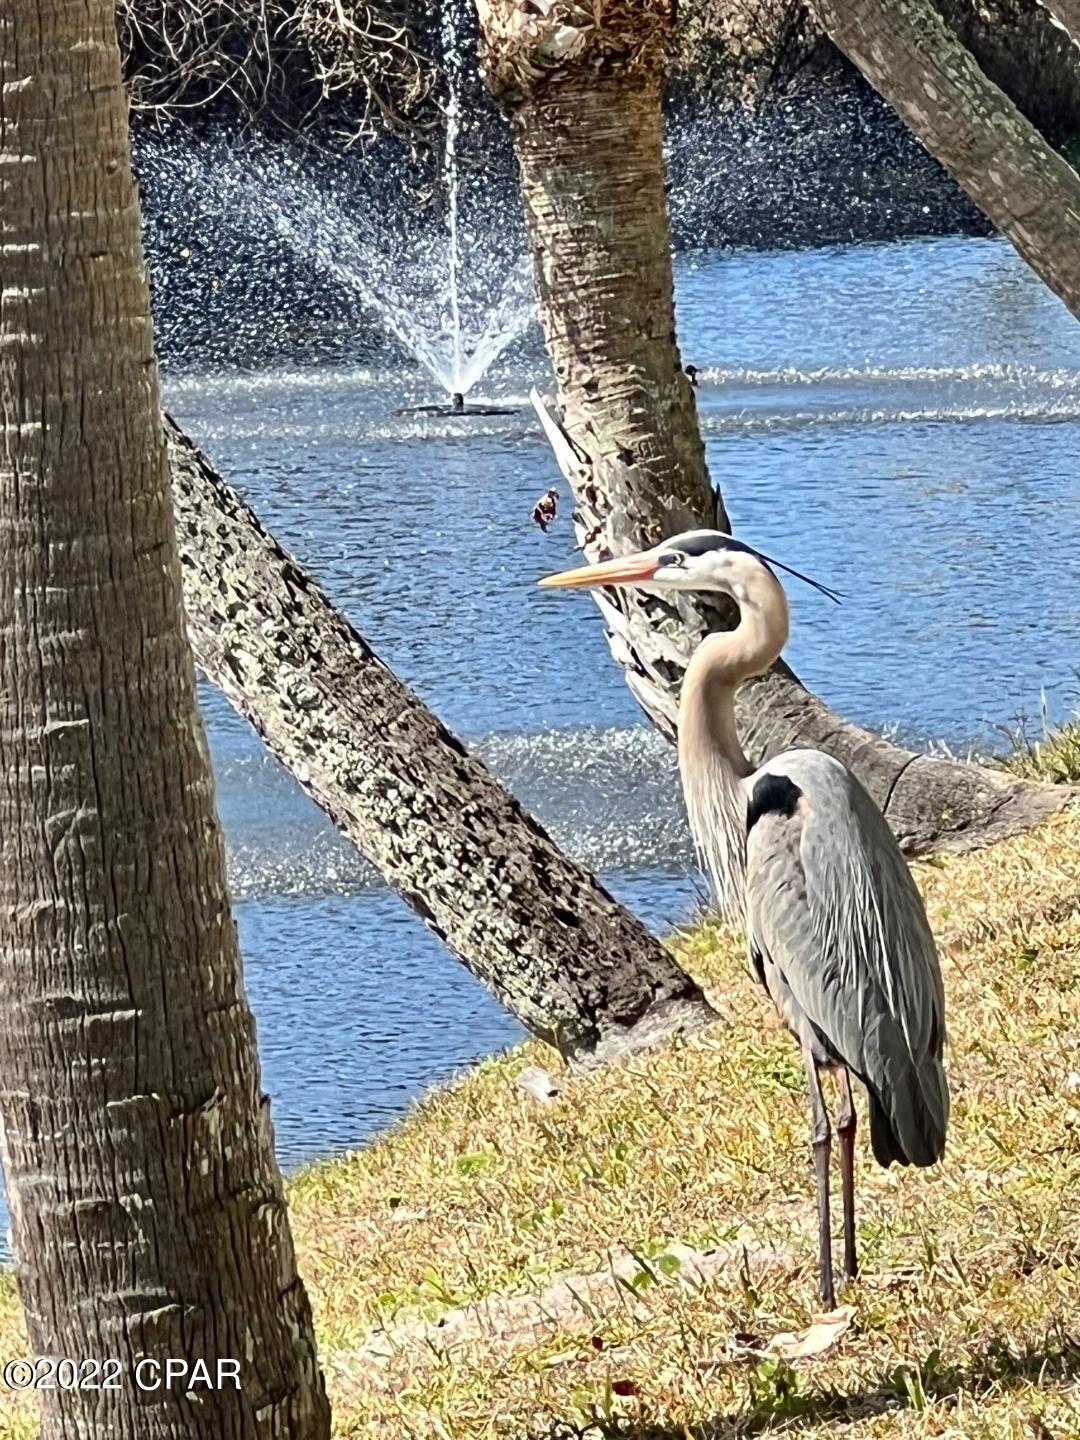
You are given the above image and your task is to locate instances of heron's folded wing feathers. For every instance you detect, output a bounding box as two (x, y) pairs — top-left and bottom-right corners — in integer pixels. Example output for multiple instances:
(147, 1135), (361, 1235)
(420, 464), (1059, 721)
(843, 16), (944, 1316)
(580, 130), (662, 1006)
(745, 752), (948, 1162)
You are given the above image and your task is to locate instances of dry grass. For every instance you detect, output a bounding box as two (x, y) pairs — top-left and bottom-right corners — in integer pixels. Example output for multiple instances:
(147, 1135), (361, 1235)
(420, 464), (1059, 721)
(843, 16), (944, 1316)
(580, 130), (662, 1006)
(1, 806), (1079, 1437)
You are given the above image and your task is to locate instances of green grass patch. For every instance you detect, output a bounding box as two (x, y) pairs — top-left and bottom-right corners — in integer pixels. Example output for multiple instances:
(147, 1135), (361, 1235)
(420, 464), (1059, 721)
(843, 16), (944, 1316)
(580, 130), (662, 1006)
(998, 700), (1080, 785)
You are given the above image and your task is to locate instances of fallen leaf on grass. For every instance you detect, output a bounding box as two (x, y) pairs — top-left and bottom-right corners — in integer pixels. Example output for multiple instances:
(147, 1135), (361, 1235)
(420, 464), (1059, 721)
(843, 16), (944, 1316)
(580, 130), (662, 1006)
(765, 1305), (855, 1359)
(698, 1306), (854, 1370)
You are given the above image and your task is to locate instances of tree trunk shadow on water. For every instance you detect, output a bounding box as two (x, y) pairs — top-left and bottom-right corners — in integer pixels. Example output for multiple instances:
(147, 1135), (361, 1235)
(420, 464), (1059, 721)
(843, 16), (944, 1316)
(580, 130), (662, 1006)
(531, 1334), (1080, 1437)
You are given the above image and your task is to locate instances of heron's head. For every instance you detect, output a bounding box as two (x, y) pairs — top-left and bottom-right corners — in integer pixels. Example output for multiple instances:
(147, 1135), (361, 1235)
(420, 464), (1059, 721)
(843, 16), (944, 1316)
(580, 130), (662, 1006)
(538, 529), (841, 607)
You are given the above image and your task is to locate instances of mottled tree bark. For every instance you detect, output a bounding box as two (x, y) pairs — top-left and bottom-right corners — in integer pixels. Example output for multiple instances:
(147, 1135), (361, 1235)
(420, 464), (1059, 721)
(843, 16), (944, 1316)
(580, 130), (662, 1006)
(671, 0), (1080, 147)
(0, 3), (329, 1436)
(812, 0), (1080, 320)
(478, 0), (1069, 854)
(934, 0), (1080, 141)
(1039, 0), (1080, 50)
(166, 420), (716, 1063)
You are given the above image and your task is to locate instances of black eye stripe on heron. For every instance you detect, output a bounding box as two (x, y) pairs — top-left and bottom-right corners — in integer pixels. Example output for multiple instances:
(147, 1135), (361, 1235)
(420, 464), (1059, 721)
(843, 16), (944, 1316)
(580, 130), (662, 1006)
(665, 531), (844, 604)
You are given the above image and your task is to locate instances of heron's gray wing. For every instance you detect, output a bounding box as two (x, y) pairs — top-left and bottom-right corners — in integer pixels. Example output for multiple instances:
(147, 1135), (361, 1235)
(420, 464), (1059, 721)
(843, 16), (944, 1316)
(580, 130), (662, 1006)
(745, 749), (948, 1166)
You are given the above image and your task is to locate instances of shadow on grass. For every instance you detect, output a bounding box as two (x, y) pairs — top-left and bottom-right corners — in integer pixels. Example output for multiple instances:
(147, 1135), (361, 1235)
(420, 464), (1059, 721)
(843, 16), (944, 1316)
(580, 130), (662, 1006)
(535, 1330), (1080, 1438)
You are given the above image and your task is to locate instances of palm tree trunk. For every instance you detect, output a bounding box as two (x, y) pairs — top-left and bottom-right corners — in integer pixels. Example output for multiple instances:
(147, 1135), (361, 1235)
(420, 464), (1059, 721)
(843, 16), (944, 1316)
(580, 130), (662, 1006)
(166, 419), (716, 1063)
(812, 0), (1080, 320)
(0, 2), (329, 1434)
(479, 0), (1070, 854)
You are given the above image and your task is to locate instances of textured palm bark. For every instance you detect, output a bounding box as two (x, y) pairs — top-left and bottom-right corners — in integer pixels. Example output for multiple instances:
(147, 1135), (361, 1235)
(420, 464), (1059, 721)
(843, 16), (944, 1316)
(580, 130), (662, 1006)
(166, 420), (716, 1062)
(0, 3), (330, 1436)
(812, 0), (1080, 319)
(479, 0), (1071, 855)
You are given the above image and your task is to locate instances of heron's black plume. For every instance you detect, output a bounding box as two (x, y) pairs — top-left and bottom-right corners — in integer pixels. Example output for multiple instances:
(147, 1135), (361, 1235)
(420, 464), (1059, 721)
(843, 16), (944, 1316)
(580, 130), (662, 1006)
(756, 549), (844, 605)
(676, 531), (844, 605)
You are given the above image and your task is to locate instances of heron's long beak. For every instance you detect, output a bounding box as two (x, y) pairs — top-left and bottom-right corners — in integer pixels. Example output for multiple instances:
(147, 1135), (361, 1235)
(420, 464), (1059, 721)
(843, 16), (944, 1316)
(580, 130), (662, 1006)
(538, 551), (660, 590)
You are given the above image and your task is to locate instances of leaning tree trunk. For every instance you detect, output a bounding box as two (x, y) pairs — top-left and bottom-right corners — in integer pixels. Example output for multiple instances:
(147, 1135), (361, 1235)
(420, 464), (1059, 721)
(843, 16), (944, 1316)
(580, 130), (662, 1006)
(478, 0), (1070, 854)
(1038, 0), (1080, 51)
(0, 3), (329, 1436)
(668, 0), (1080, 142)
(932, 0), (1080, 143)
(811, 0), (1080, 320)
(166, 420), (715, 1064)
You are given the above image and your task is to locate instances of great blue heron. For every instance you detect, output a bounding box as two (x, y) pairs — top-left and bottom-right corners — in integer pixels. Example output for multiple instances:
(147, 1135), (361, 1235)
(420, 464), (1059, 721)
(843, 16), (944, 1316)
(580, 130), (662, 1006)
(539, 528), (949, 1309)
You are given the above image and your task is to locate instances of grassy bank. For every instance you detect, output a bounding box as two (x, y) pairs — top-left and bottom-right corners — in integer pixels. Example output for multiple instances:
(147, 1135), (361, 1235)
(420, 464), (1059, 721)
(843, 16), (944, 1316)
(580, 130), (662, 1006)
(1000, 712), (1080, 788)
(1, 806), (1079, 1437)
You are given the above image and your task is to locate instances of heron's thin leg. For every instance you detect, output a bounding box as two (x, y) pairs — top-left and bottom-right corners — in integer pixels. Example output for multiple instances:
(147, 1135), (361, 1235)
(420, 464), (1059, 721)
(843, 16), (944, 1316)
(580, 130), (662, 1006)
(836, 1068), (858, 1282)
(803, 1040), (834, 1310)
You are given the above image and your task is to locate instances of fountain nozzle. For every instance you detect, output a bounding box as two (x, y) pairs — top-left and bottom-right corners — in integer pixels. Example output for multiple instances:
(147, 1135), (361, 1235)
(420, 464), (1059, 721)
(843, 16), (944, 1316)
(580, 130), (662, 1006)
(451, 391), (465, 414)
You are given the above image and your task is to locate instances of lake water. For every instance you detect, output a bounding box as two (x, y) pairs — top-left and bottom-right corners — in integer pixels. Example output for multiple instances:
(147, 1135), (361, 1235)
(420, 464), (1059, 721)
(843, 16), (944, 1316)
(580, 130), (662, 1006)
(3, 235), (1079, 1245)
(175, 232), (1079, 1166)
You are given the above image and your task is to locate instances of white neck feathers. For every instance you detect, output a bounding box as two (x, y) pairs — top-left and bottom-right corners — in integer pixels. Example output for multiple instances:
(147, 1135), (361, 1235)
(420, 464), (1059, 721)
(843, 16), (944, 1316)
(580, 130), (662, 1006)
(676, 559), (789, 915)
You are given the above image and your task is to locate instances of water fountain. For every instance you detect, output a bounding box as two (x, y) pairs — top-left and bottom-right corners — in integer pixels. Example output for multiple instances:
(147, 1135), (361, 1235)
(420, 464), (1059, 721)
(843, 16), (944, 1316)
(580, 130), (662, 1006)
(257, 153), (531, 413)
(140, 0), (533, 407)
(390, 0), (527, 414)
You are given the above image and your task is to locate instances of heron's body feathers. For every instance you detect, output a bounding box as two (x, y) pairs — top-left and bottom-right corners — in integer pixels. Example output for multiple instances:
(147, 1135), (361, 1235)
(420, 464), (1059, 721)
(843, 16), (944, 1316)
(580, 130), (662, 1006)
(538, 526), (948, 1302)
(741, 749), (949, 1168)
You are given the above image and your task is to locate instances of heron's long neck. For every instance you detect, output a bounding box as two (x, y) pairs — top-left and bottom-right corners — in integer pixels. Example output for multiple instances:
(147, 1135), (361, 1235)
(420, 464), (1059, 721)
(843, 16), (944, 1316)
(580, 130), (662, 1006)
(677, 567), (789, 915)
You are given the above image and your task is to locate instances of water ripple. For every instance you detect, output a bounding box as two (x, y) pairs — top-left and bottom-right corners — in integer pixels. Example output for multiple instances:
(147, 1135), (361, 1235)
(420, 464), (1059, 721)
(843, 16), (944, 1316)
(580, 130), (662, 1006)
(218, 725), (689, 902)
(695, 361), (1080, 389)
